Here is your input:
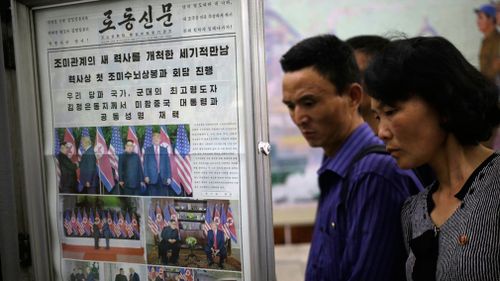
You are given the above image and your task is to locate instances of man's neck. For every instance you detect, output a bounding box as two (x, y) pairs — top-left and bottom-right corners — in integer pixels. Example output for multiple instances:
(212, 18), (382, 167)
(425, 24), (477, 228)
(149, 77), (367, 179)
(484, 26), (497, 37)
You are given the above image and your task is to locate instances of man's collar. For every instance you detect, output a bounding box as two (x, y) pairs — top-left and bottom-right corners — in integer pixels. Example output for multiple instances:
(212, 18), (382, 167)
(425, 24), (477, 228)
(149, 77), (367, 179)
(318, 123), (382, 177)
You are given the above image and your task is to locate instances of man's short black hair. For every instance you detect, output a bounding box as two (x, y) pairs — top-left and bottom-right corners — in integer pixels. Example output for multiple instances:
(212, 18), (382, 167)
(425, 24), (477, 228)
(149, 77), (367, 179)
(280, 34), (360, 93)
(126, 139), (135, 144)
(346, 35), (390, 58)
(365, 36), (500, 145)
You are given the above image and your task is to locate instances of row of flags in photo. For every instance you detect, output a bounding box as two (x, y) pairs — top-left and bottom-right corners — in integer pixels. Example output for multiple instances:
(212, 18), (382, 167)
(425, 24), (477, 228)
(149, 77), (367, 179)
(63, 208), (140, 239)
(203, 203), (238, 243)
(54, 125), (192, 195)
(147, 203), (180, 238)
(147, 266), (193, 281)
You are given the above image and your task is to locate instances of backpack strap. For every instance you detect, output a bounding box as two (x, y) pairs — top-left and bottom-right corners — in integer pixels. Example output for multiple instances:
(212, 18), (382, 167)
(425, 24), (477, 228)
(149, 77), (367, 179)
(340, 144), (388, 205)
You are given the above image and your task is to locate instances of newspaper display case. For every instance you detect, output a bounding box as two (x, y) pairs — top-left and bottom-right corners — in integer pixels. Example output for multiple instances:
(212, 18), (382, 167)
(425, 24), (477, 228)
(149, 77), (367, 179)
(11, 0), (274, 280)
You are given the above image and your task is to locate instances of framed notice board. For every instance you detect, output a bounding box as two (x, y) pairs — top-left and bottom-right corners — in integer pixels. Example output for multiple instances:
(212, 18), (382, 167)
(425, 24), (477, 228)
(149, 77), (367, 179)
(11, 0), (274, 280)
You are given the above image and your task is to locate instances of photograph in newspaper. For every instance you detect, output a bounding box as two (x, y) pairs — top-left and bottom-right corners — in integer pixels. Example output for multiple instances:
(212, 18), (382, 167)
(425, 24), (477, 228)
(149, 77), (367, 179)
(60, 195), (145, 263)
(103, 262), (147, 281)
(62, 260), (103, 281)
(54, 125), (192, 197)
(145, 198), (241, 271)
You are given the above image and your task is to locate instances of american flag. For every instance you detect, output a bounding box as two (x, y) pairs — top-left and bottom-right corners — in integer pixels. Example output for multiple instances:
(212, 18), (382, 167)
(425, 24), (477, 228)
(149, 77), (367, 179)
(125, 211), (134, 238)
(174, 125), (192, 195)
(109, 126), (123, 181)
(54, 129), (61, 187)
(63, 210), (72, 236)
(203, 205), (212, 236)
(76, 208), (85, 236)
(141, 126), (153, 166)
(70, 210), (79, 235)
(148, 203), (164, 236)
(162, 126), (182, 195)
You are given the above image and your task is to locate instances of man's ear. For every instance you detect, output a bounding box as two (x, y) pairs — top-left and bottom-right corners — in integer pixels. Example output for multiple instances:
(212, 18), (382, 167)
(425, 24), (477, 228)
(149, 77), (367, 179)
(346, 83), (363, 107)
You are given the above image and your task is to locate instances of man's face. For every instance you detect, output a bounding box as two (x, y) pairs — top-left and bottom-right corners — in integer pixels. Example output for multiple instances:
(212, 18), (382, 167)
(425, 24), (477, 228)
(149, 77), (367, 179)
(81, 137), (91, 149)
(153, 134), (161, 145)
(125, 142), (134, 153)
(120, 269), (124, 275)
(60, 144), (68, 155)
(477, 12), (495, 33)
(282, 67), (356, 156)
(170, 221), (177, 229)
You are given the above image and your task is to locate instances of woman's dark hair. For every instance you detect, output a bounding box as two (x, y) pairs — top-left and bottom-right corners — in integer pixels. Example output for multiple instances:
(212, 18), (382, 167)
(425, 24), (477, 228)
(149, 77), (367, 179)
(364, 36), (500, 145)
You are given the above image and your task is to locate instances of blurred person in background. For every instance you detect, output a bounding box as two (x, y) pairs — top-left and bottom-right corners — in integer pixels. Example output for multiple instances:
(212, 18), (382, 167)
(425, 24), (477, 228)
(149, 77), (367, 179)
(346, 35), (390, 132)
(475, 3), (500, 82)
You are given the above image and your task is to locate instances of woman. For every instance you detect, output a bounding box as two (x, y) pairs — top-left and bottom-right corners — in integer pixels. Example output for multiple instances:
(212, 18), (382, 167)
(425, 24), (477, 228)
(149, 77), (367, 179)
(364, 36), (500, 281)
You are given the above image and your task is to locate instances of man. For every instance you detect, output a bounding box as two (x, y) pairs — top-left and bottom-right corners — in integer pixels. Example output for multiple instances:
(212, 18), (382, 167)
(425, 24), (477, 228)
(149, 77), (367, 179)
(280, 34), (422, 281)
(118, 140), (143, 195)
(475, 3), (500, 82)
(345, 35), (389, 133)
(159, 219), (181, 265)
(144, 132), (172, 196)
(70, 268), (77, 281)
(129, 267), (140, 281)
(58, 141), (78, 193)
(75, 268), (85, 281)
(79, 136), (98, 194)
(114, 268), (127, 281)
(85, 267), (95, 281)
(204, 222), (226, 269)
(103, 216), (111, 249)
(92, 218), (101, 249)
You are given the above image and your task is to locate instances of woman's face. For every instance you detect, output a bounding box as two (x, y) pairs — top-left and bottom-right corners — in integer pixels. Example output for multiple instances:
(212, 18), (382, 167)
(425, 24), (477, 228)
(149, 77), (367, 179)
(371, 96), (447, 169)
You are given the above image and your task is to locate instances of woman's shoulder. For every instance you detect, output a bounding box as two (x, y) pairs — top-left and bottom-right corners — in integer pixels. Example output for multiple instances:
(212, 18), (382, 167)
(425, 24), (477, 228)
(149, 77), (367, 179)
(401, 185), (432, 218)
